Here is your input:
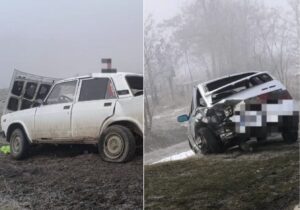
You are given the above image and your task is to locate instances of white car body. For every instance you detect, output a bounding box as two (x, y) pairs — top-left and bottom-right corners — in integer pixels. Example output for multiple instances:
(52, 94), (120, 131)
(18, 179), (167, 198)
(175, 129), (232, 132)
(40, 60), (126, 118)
(178, 71), (299, 154)
(1, 71), (143, 145)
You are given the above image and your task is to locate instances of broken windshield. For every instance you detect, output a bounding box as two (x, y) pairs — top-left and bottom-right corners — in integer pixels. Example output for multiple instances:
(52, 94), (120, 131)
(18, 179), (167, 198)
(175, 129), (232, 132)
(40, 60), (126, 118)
(206, 72), (256, 92)
(211, 73), (273, 104)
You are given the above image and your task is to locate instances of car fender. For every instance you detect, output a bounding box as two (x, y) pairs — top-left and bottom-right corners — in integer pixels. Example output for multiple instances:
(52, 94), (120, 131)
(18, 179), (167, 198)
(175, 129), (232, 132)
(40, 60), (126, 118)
(1, 108), (36, 142)
(5, 120), (33, 142)
(99, 116), (142, 137)
(98, 97), (143, 137)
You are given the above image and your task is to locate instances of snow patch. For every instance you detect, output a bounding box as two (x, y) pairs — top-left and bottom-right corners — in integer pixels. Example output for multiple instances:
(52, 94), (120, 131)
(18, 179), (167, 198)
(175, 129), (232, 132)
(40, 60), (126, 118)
(152, 150), (194, 164)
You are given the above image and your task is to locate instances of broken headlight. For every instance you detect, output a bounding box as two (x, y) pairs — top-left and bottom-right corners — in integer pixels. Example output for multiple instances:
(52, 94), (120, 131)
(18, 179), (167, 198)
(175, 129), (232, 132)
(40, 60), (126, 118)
(224, 106), (233, 117)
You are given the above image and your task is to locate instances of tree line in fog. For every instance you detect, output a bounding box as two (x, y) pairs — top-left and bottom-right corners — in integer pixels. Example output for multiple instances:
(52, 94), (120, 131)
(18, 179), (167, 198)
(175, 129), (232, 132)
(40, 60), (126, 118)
(144, 0), (300, 131)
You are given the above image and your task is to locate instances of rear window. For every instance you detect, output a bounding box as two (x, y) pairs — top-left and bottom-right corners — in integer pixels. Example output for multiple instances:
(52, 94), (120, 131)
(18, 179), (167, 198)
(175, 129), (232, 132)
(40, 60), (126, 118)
(126, 76), (143, 96)
(79, 78), (116, 101)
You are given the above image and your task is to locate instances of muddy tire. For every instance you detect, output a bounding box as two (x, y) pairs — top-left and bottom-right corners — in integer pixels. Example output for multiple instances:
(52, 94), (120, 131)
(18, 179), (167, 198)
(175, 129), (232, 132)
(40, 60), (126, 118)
(10, 128), (29, 160)
(98, 125), (136, 163)
(282, 131), (298, 144)
(198, 127), (223, 154)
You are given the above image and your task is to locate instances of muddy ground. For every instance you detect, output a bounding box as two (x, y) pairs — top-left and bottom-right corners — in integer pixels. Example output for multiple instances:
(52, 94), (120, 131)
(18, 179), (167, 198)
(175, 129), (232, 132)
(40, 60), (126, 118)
(0, 143), (143, 210)
(0, 88), (142, 209)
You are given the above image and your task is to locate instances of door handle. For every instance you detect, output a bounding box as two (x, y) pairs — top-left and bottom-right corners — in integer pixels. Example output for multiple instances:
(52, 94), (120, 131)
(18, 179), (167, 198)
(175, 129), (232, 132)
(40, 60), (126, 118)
(63, 105), (70, 110)
(104, 102), (112, 107)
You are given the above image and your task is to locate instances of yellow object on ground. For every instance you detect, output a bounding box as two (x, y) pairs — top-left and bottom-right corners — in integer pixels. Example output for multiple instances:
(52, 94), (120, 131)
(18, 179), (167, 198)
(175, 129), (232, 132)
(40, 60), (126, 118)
(0, 145), (10, 154)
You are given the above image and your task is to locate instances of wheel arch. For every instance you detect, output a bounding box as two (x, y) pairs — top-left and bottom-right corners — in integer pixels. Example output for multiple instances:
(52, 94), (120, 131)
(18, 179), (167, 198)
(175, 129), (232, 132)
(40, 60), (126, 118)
(6, 122), (31, 143)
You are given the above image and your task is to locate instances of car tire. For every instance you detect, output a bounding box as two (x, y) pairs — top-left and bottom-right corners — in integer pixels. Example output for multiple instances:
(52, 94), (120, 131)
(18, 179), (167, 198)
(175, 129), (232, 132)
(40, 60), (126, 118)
(98, 125), (136, 163)
(282, 116), (298, 144)
(282, 131), (298, 144)
(198, 127), (223, 154)
(10, 128), (29, 160)
(188, 141), (199, 154)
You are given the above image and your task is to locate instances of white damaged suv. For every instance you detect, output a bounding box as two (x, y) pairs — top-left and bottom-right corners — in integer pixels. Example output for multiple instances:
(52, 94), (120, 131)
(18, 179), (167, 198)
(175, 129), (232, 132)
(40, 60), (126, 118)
(1, 70), (143, 162)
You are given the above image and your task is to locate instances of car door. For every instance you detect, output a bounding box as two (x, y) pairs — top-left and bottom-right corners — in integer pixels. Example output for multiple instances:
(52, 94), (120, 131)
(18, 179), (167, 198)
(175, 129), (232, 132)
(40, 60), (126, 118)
(33, 80), (78, 140)
(71, 77), (117, 139)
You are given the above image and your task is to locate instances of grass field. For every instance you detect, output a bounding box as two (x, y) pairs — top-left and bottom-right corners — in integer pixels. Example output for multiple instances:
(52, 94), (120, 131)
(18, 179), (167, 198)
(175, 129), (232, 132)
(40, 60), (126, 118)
(145, 142), (299, 210)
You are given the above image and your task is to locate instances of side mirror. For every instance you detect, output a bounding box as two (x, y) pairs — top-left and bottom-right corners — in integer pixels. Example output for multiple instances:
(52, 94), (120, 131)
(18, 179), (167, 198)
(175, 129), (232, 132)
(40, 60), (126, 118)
(177, 114), (189, 123)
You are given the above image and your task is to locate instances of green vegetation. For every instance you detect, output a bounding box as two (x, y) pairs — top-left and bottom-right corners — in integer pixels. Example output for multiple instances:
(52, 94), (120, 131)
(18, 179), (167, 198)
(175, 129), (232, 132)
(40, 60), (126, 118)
(145, 151), (299, 210)
(0, 145), (10, 154)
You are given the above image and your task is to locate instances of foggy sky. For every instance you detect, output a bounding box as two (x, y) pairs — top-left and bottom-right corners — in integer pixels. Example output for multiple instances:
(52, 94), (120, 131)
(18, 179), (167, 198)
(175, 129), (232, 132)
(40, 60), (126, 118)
(144, 0), (289, 22)
(0, 0), (142, 88)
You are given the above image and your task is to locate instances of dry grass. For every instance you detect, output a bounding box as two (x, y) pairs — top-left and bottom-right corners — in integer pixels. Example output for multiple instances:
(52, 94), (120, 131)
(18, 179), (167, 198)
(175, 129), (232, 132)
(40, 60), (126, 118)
(145, 146), (299, 210)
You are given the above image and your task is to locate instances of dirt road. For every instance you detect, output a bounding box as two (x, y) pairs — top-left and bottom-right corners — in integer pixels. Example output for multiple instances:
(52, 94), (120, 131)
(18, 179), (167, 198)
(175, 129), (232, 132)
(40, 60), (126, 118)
(0, 144), (143, 210)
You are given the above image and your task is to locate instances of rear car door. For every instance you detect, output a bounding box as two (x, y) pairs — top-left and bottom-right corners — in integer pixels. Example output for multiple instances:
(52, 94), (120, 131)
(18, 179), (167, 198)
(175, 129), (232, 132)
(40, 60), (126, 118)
(34, 80), (78, 140)
(71, 77), (117, 139)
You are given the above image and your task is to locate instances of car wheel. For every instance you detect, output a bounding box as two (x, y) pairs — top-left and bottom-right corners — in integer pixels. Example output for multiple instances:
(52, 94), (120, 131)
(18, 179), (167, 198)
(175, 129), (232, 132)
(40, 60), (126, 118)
(10, 128), (29, 160)
(188, 141), (199, 154)
(99, 125), (136, 163)
(282, 131), (298, 144)
(198, 127), (223, 154)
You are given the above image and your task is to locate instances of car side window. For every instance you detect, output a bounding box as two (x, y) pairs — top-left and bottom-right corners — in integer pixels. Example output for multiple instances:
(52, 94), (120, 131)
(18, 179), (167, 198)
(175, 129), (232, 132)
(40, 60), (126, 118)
(79, 78), (116, 102)
(45, 80), (77, 105)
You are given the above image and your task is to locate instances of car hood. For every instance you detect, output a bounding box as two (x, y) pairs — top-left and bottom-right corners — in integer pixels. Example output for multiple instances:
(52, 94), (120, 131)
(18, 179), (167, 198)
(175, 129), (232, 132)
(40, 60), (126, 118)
(3, 70), (59, 115)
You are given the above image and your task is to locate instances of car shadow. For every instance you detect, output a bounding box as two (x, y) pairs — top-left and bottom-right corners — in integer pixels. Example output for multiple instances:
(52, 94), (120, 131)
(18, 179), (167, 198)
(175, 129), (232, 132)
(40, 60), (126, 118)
(28, 143), (143, 159)
(28, 144), (98, 158)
